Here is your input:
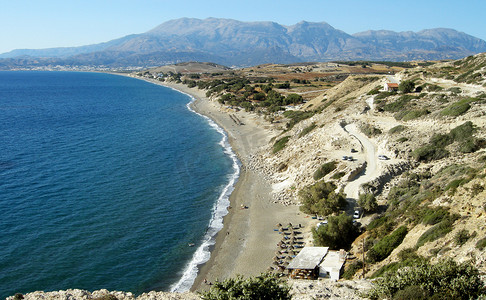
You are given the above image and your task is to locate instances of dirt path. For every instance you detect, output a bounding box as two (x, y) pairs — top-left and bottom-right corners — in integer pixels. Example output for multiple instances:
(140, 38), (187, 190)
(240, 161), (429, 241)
(343, 124), (380, 210)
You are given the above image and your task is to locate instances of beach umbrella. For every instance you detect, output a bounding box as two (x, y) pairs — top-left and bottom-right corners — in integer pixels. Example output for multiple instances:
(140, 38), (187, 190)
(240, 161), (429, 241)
(276, 223), (282, 227)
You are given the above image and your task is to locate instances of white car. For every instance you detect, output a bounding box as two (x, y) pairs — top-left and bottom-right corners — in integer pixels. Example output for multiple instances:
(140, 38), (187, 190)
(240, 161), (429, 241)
(378, 155), (389, 160)
(353, 210), (360, 219)
(317, 220), (328, 228)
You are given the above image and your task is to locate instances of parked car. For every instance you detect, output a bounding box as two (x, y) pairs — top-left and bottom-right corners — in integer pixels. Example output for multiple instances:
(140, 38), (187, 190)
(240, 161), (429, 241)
(342, 155), (348, 160)
(378, 155), (389, 160)
(317, 220), (328, 228)
(347, 156), (354, 161)
(353, 210), (360, 219)
(351, 148), (358, 153)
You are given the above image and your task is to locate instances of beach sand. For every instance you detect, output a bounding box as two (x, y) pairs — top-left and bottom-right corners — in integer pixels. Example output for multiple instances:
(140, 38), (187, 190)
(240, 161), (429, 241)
(146, 81), (311, 291)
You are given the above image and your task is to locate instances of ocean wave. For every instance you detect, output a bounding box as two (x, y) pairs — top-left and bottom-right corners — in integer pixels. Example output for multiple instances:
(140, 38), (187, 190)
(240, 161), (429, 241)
(169, 94), (241, 292)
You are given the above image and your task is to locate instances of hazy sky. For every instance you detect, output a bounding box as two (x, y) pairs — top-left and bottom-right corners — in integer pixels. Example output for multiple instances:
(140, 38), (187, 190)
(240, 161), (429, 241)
(1, 0), (485, 54)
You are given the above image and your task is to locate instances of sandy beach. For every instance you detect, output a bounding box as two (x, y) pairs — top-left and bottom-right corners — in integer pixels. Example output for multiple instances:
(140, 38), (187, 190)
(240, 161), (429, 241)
(137, 80), (312, 291)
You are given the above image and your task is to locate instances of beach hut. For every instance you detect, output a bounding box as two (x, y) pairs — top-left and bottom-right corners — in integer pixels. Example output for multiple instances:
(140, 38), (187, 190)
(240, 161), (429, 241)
(286, 247), (347, 280)
(286, 247), (329, 280)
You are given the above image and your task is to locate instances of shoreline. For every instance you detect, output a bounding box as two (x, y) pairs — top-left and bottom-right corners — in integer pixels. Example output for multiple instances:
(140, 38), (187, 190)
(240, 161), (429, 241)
(122, 76), (311, 292)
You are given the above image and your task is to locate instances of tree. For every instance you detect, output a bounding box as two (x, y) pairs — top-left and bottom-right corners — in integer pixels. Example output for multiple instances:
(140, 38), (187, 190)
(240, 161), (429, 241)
(358, 193), (378, 213)
(399, 80), (415, 93)
(312, 212), (359, 249)
(299, 181), (347, 216)
(200, 273), (291, 300)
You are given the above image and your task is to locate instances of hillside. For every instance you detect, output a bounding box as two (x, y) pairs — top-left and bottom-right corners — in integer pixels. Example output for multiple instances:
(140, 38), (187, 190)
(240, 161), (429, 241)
(136, 53), (486, 298)
(1, 18), (486, 69)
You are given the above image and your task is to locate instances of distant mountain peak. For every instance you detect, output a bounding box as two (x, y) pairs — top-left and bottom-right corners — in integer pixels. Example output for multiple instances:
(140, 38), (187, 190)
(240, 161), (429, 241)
(1, 18), (485, 69)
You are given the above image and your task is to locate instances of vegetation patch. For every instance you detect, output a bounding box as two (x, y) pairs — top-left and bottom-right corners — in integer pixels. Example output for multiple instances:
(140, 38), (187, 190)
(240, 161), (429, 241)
(200, 273), (291, 300)
(312, 212), (359, 249)
(415, 214), (459, 248)
(298, 122), (317, 138)
(313, 161), (337, 180)
(440, 98), (473, 116)
(360, 123), (382, 137)
(388, 125), (407, 134)
(367, 225), (408, 263)
(283, 110), (316, 130)
(299, 181), (346, 216)
(412, 121), (483, 162)
(395, 109), (429, 121)
(342, 260), (363, 279)
(273, 136), (290, 154)
(365, 259), (484, 300)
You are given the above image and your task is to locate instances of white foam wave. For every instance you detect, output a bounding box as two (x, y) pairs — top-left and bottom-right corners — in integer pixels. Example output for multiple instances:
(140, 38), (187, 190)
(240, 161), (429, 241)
(169, 93), (241, 292)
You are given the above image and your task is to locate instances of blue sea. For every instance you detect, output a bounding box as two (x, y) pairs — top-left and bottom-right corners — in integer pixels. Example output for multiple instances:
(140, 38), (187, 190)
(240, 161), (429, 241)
(0, 71), (239, 298)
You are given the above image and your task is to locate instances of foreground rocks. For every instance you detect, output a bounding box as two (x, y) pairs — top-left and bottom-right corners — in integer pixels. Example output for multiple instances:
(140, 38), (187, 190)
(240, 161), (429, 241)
(8, 279), (372, 300)
(7, 289), (200, 300)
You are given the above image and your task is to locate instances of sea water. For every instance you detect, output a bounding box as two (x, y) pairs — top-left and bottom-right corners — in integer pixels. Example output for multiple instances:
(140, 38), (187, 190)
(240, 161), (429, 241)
(0, 71), (238, 298)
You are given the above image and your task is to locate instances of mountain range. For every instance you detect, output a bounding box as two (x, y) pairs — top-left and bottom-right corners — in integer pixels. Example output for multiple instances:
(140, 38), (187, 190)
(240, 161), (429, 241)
(1, 18), (486, 69)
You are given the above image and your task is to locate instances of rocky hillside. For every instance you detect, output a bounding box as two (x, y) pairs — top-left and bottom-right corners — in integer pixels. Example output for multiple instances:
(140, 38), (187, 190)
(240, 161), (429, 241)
(247, 52), (486, 279)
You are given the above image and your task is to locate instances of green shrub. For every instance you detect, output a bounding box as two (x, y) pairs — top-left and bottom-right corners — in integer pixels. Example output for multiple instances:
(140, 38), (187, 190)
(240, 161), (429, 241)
(313, 161), (337, 180)
(393, 286), (431, 300)
(299, 181), (347, 216)
(200, 273), (291, 300)
(360, 123), (382, 137)
(412, 144), (450, 162)
(440, 98), (472, 116)
(283, 110), (316, 130)
(389, 125), (407, 134)
(454, 229), (471, 246)
(298, 123), (317, 138)
(475, 237), (486, 250)
(312, 212), (359, 249)
(399, 80), (416, 93)
(365, 259), (484, 300)
(358, 193), (378, 213)
(367, 225), (408, 263)
(273, 136), (290, 154)
(342, 260), (363, 279)
(383, 95), (415, 112)
(416, 214), (458, 248)
(331, 171), (346, 179)
(421, 208), (449, 225)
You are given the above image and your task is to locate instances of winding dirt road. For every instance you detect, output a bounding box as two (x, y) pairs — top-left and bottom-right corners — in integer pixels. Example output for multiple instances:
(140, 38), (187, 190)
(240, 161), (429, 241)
(343, 124), (381, 209)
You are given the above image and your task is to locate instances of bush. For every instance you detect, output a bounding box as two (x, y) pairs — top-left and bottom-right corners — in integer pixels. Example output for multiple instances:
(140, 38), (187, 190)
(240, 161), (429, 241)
(367, 225), (408, 263)
(399, 80), (416, 93)
(421, 207), (449, 225)
(476, 237), (486, 250)
(440, 98), (472, 116)
(389, 125), (407, 134)
(365, 259), (484, 300)
(454, 229), (471, 246)
(360, 123), (382, 137)
(313, 161), (337, 180)
(299, 123), (317, 138)
(312, 212), (359, 249)
(358, 193), (378, 213)
(331, 171), (345, 179)
(200, 273), (291, 300)
(299, 181), (347, 216)
(342, 260), (363, 279)
(273, 136), (290, 154)
(416, 214), (458, 248)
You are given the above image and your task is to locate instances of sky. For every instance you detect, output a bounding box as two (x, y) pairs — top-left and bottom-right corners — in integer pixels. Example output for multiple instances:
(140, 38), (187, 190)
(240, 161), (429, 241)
(1, 0), (485, 54)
